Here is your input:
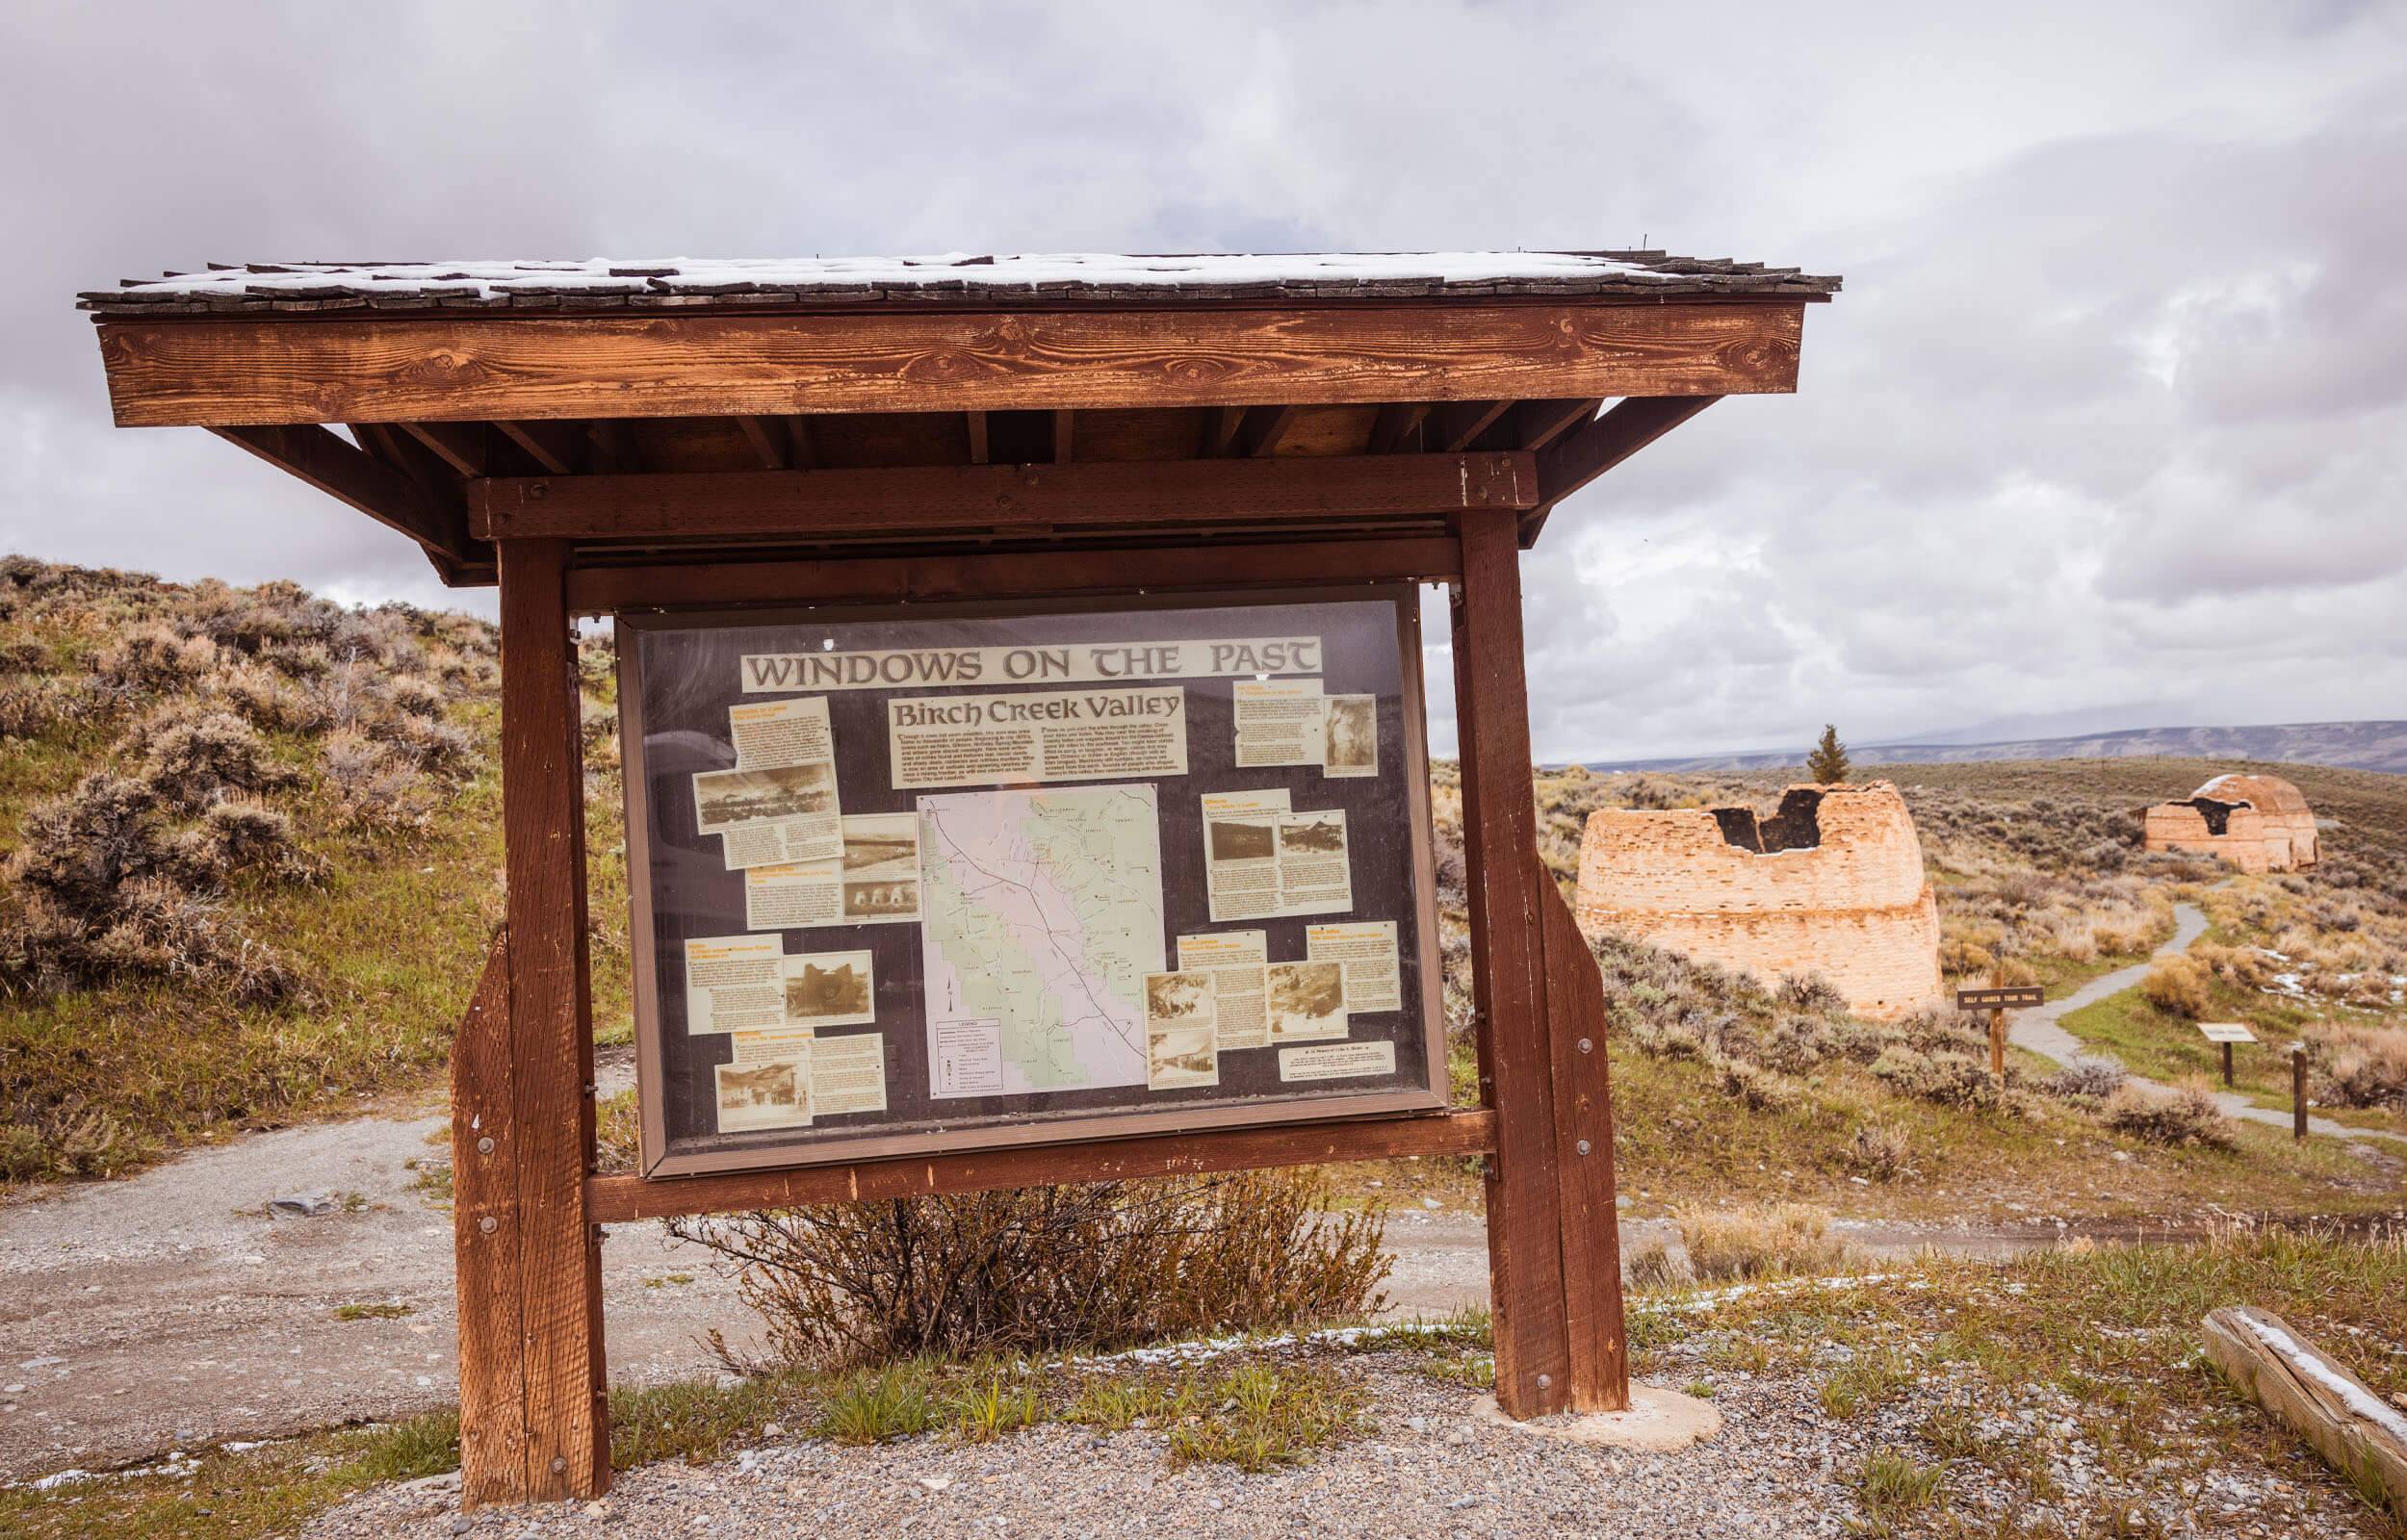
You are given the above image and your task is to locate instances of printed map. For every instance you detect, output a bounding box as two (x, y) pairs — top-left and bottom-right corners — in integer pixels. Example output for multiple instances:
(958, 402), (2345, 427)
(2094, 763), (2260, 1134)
(918, 783), (1165, 1096)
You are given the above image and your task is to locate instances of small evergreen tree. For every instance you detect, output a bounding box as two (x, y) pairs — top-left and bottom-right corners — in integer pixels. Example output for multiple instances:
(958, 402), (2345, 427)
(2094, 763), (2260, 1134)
(1806, 724), (1850, 784)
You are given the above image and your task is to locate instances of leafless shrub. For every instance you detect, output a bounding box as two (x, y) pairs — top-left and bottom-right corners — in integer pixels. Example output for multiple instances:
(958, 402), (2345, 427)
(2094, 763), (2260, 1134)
(1712, 1054), (1801, 1113)
(11, 773), (169, 916)
(0, 681), (58, 739)
(2045, 1060), (2128, 1102)
(1871, 1047), (2006, 1111)
(2101, 1081), (2238, 1149)
(385, 675), (446, 719)
(320, 732), (434, 831)
(1622, 1238), (1692, 1291)
(123, 708), (294, 812)
(214, 661), (330, 733)
(1775, 972), (1846, 1014)
(368, 710), (479, 780)
(668, 1169), (1389, 1370)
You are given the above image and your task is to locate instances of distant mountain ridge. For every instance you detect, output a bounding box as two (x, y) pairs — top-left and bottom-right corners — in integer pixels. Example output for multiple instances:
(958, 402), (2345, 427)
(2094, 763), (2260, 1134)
(1583, 722), (2407, 777)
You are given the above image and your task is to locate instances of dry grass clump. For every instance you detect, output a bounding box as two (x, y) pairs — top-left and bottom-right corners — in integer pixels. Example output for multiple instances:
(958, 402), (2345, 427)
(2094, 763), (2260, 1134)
(2043, 1059), (2127, 1103)
(2304, 1023), (2407, 1112)
(1845, 1122), (1911, 1182)
(2100, 1080), (2239, 1149)
(671, 1169), (1389, 1370)
(2137, 955), (2213, 1018)
(1674, 1202), (1858, 1283)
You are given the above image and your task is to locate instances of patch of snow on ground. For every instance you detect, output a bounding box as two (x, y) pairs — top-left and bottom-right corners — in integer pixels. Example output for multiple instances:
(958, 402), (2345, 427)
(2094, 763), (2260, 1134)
(2241, 1314), (2407, 1446)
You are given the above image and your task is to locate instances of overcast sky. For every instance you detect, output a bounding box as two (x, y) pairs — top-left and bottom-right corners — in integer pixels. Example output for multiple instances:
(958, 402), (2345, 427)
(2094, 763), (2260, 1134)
(5, 1), (2401, 762)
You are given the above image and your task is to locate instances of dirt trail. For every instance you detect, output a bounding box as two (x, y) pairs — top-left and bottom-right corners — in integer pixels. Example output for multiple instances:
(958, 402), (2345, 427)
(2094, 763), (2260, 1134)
(0, 1106), (2098, 1483)
(2009, 900), (2405, 1144)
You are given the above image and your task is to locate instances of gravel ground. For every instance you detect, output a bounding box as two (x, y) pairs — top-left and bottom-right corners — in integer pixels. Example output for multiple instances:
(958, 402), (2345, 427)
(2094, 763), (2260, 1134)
(301, 1345), (2393, 1540)
(304, 1363), (1861, 1540)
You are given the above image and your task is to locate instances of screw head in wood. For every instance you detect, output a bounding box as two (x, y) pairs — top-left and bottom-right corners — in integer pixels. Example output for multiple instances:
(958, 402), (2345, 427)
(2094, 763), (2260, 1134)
(551, 1455), (567, 1475)
(1578, 1038), (1592, 1053)
(1576, 1139), (1592, 1155)
(479, 1216), (497, 1234)
(1537, 1373), (1552, 1389)
(528, 481), (550, 500)
(477, 1136), (495, 1155)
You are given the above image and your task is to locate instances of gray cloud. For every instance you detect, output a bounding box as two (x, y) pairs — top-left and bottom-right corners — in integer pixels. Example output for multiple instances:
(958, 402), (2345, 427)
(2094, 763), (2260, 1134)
(3, 0), (2401, 756)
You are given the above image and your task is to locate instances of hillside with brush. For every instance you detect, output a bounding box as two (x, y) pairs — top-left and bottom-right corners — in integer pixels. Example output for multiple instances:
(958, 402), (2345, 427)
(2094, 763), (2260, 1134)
(0, 557), (573, 1182)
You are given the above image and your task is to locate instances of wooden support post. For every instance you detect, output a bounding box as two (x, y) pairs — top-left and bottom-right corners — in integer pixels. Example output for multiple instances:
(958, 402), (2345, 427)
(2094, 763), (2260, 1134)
(1990, 1009), (2006, 1080)
(462, 538), (607, 1504)
(1540, 885), (1629, 1410)
(1453, 507), (1576, 1417)
(451, 931), (522, 1505)
(2293, 1044), (2309, 1141)
(2222, 1040), (2236, 1088)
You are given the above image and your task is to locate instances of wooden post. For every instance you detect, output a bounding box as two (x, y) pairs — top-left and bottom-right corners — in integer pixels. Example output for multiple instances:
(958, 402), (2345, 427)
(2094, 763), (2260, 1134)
(457, 538), (608, 1504)
(1454, 507), (1616, 1417)
(1986, 962), (2006, 1081)
(2292, 1044), (2309, 1141)
(2221, 1040), (2236, 1088)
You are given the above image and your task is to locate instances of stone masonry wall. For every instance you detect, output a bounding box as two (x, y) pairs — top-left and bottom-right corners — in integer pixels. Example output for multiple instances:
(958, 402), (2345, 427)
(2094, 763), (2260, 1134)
(1574, 782), (1944, 1019)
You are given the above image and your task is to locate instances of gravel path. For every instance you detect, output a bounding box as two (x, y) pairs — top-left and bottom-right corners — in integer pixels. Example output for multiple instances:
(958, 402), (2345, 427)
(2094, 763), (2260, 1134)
(2009, 901), (2405, 1144)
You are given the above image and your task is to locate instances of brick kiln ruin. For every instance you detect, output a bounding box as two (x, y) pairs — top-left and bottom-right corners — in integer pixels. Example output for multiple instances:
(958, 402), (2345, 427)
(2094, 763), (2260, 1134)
(1574, 781), (1944, 1019)
(2141, 773), (2318, 873)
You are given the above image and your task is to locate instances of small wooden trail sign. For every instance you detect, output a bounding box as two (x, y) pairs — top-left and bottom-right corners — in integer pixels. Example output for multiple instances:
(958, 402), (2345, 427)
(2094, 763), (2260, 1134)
(2198, 1021), (2257, 1087)
(2202, 1305), (2407, 1522)
(1955, 985), (2044, 1010)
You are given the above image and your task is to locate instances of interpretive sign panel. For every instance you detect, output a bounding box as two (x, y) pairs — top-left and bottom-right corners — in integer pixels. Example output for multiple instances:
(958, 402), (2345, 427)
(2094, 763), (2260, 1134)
(619, 590), (1446, 1177)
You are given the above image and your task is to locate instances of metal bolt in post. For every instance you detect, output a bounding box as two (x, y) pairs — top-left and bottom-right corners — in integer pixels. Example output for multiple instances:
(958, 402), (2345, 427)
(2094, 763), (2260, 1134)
(477, 1136), (495, 1155)
(1575, 1139), (1592, 1155)
(1577, 1037), (1592, 1054)
(479, 1216), (497, 1234)
(1536, 1373), (1552, 1390)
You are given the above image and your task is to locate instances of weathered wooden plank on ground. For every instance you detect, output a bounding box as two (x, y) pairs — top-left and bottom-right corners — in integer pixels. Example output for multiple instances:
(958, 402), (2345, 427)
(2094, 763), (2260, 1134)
(2202, 1305), (2407, 1521)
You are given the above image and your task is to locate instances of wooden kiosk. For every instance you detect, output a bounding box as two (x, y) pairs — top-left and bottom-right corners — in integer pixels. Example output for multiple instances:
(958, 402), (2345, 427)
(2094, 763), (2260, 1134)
(81, 250), (1837, 1504)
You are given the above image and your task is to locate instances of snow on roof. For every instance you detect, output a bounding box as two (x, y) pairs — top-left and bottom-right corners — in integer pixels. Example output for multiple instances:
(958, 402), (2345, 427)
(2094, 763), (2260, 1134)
(79, 250), (1841, 316)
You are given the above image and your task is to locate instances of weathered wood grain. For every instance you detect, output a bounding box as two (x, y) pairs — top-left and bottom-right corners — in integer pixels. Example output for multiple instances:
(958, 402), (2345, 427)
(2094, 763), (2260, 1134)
(1540, 885), (1629, 1411)
(97, 303), (1806, 426)
(567, 536), (1462, 613)
(450, 932), (523, 1508)
(1452, 509), (1573, 1418)
(588, 1111), (1496, 1224)
(497, 540), (608, 1501)
(2203, 1306), (2407, 1520)
(469, 452), (1538, 542)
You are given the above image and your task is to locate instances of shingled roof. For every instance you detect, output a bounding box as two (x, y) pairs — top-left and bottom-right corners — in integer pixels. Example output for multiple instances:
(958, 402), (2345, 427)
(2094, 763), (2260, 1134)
(79, 249), (1841, 316)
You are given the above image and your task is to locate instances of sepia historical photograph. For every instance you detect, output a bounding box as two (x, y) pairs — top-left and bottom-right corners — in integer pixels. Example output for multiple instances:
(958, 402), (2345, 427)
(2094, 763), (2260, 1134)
(1323, 695), (1377, 775)
(841, 880), (919, 920)
(1265, 959), (1347, 1040)
(1206, 816), (1277, 862)
(692, 761), (836, 832)
(712, 1057), (810, 1133)
(1277, 811), (1347, 855)
(781, 950), (875, 1026)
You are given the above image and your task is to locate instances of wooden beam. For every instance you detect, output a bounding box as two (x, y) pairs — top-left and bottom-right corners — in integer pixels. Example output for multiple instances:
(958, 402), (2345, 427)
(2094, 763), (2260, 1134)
(735, 416), (788, 470)
(95, 302), (1808, 426)
(1431, 399), (1513, 452)
(1453, 507), (1574, 1418)
(783, 416), (819, 470)
(2204, 1306), (2407, 1521)
(401, 421), (488, 477)
(1537, 395), (1720, 507)
(212, 424), (474, 561)
(589, 1111), (1494, 1224)
(965, 411), (989, 465)
(1502, 398), (1602, 450)
(1368, 402), (1430, 453)
(1240, 404), (1301, 457)
(1540, 884), (1628, 1410)
(1197, 405), (1246, 458)
(1051, 408), (1074, 463)
(472, 451), (1538, 542)
(495, 540), (608, 1500)
(496, 421), (582, 475)
(584, 421), (637, 474)
(568, 536), (1462, 613)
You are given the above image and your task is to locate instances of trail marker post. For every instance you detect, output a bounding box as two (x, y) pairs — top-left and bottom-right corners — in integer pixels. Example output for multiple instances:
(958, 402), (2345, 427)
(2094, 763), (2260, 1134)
(2197, 1022), (2256, 1089)
(75, 247), (1840, 1504)
(1956, 984), (2044, 1080)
